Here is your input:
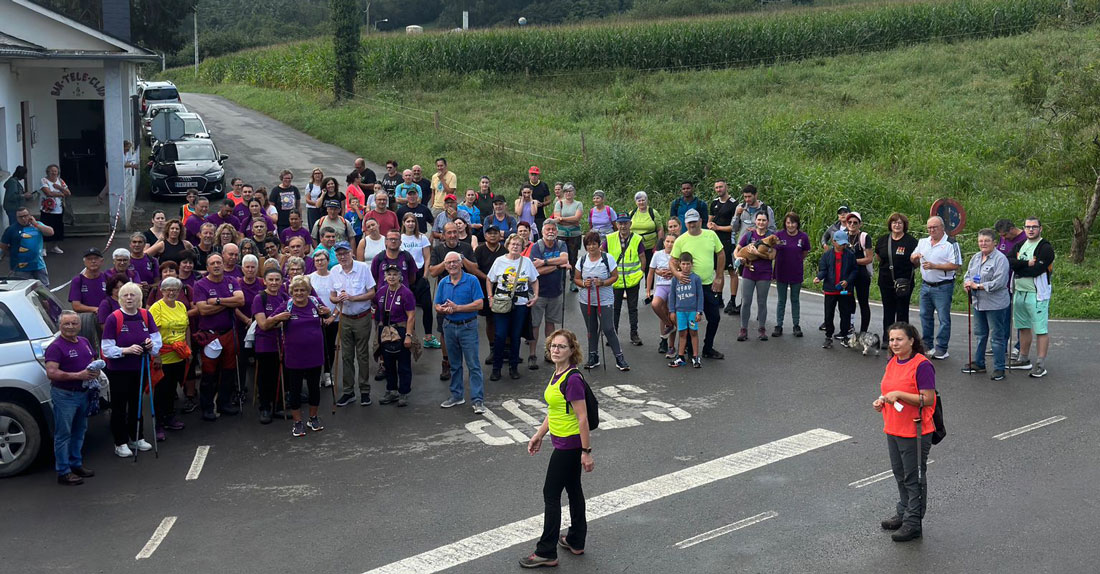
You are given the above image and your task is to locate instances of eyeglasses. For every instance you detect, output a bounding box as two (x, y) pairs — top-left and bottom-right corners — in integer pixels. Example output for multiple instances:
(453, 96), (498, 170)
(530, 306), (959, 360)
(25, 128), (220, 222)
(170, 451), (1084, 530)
(549, 344), (570, 350)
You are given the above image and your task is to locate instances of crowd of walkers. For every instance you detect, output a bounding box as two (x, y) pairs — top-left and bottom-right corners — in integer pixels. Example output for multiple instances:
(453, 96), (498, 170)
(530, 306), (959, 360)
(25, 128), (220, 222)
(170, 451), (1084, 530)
(25, 158), (1056, 515)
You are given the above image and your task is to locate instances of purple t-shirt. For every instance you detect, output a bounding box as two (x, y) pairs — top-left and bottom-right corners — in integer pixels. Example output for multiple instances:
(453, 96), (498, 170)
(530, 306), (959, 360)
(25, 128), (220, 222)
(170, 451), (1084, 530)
(224, 266), (244, 282)
(194, 276), (239, 333)
(280, 227), (314, 248)
(374, 283), (416, 325)
(68, 272), (107, 309)
(96, 298), (120, 325)
(104, 267), (138, 284)
(102, 309), (159, 371)
(896, 356), (937, 390)
(551, 371), (588, 450)
(232, 202), (250, 224)
(738, 230), (775, 281)
(206, 212), (241, 233)
(237, 277), (263, 320)
(997, 231), (1027, 281)
(283, 298), (324, 369)
(130, 254), (160, 284)
(184, 214), (206, 244)
(45, 336), (96, 391)
(370, 251), (419, 287)
(772, 230), (810, 284)
(251, 290), (288, 354)
(244, 214), (277, 237)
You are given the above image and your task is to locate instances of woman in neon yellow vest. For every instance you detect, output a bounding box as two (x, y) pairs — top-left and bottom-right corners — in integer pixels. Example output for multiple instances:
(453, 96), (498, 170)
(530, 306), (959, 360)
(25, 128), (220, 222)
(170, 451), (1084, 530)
(521, 329), (593, 568)
(605, 214), (647, 346)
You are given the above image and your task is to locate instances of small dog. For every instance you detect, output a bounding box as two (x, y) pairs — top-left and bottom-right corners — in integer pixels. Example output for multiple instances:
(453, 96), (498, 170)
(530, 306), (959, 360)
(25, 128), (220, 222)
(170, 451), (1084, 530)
(734, 234), (780, 262)
(847, 332), (881, 356)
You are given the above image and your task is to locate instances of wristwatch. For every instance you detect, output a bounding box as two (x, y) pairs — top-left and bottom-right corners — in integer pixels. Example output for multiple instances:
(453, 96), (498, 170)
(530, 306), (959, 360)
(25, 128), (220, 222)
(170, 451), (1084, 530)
(581, 447), (592, 454)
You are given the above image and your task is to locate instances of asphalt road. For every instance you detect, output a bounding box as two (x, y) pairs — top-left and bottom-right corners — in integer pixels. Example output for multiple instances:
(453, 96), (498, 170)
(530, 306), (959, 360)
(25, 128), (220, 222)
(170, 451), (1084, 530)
(5, 95), (1099, 574)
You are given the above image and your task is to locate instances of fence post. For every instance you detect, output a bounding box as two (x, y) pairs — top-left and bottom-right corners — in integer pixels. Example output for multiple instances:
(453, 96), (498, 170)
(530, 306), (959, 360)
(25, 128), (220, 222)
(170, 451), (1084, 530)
(434, 110), (440, 132)
(581, 131), (587, 162)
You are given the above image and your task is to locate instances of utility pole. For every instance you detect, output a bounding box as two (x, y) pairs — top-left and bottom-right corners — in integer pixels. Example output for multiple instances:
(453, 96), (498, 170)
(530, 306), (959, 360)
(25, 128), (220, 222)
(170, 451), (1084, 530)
(193, 9), (198, 75)
(365, 2), (371, 35)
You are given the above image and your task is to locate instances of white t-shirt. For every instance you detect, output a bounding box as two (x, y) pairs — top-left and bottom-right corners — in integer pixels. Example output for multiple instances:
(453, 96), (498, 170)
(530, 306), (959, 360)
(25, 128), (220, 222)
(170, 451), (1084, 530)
(305, 182), (324, 205)
(265, 205), (279, 220)
(487, 255), (538, 306)
(360, 235), (386, 264)
(308, 271), (339, 321)
(651, 250), (672, 287)
(401, 233), (432, 270)
(575, 253), (617, 307)
(40, 177), (65, 215)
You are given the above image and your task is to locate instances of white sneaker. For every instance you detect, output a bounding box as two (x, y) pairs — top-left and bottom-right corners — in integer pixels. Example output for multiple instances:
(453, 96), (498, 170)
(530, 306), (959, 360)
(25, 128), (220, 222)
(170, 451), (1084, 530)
(50, 246), (64, 254)
(130, 439), (153, 452)
(41, 249), (47, 258)
(321, 373), (333, 387)
(114, 444), (134, 458)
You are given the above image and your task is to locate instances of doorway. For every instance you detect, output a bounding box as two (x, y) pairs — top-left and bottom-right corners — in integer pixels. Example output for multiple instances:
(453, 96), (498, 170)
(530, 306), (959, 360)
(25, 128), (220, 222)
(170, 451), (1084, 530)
(56, 99), (105, 196)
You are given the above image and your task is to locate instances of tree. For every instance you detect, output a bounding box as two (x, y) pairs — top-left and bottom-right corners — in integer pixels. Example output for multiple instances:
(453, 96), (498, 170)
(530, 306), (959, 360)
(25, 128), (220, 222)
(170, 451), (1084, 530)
(330, 0), (359, 100)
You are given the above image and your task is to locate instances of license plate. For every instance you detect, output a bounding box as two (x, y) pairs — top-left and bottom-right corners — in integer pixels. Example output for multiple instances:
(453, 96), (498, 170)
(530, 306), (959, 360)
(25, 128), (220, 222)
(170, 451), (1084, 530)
(174, 181), (198, 188)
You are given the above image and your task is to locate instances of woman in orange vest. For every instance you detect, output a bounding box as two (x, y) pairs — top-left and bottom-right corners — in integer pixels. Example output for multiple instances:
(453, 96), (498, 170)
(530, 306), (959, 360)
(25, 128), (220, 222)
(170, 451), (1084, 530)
(873, 321), (936, 542)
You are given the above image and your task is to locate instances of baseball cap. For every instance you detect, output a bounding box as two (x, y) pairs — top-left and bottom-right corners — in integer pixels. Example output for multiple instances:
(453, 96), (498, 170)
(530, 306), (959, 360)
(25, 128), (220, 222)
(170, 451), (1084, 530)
(484, 225), (501, 234)
(833, 229), (849, 245)
(334, 241), (352, 252)
(529, 166), (540, 175)
(616, 213), (632, 223)
(383, 263), (401, 273)
(323, 199), (341, 209)
(83, 247), (104, 258)
(444, 194), (458, 202)
(492, 196), (506, 204)
(837, 205), (850, 214)
(684, 209), (701, 223)
(847, 211), (862, 222)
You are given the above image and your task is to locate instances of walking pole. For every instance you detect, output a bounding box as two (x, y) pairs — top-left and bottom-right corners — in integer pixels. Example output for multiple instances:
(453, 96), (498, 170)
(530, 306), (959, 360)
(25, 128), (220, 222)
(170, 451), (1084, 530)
(596, 278), (607, 372)
(232, 322), (245, 409)
(276, 326), (288, 421)
(134, 353), (145, 463)
(966, 289), (973, 373)
(916, 394), (926, 521)
(330, 303), (343, 416)
(147, 355), (159, 459)
(561, 265), (568, 332)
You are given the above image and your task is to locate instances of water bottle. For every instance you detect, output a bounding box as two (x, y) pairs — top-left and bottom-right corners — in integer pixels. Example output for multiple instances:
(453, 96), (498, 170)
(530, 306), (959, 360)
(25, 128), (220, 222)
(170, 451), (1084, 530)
(973, 274), (982, 284)
(840, 290), (849, 296)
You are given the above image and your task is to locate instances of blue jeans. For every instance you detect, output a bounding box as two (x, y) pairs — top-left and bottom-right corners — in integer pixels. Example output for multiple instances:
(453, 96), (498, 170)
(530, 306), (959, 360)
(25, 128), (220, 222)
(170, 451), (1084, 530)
(919, 282), (954, 353)
(493, 306), (529, 371)
(974, 307), (1008, 371)
(51, 386), (90, 475)
(444, 320), (484, 403)
(999, 305), (1019, 352)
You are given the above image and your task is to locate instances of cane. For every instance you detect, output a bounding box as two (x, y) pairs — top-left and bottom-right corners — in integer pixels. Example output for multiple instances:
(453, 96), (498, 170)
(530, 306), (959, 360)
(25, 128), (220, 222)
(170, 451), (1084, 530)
(134, 353), (146, 463)
(276, 326), (288, 420)
(966, 289), (973, 373)
(595, 277), (607, 372)
(147, 356), (159, 459)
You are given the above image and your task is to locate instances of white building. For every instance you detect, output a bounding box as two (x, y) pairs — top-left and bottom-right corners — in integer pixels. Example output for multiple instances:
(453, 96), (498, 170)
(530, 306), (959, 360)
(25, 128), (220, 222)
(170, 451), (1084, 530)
(0, 0), (157, 231)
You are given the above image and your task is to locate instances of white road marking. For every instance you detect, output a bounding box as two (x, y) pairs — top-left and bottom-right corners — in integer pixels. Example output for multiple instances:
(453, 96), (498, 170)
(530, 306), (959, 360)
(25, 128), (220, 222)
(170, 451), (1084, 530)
(480, 407), (530, 442)
(993, 416), (1066, 440)
(849, 460), (935, 488)
(51, 280), (72, 293)
(674, 511), (778, 549)
(135, 516), (177, 560)
(185, 445), (211, 480)
(361, 428), (850, 574)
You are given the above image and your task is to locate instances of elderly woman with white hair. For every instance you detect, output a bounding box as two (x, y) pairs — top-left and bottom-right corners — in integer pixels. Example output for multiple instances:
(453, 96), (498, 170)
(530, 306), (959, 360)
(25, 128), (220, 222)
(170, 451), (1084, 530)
(149, 277), (189, 441)
(282, 275), (331, 437)
(629, 191), (664, 276)
(105, 247), (138, 283)
(102, 282), (162, 458)
(552, 182), (583, 292)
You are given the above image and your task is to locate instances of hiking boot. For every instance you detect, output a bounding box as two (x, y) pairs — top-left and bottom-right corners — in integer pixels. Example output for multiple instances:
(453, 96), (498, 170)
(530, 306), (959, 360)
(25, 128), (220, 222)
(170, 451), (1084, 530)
(472, 400), (486, 415)
(155, 425), (166, 442)
(880, 515), (903, 531)
(668, 356), (685, 368)
(490, 369), (502, 381)
(1029, 365), (1048, 378)
(397, 394), (409, 407)
(528, 355), (539, 370)
(558, 535), (584, 555)
(737, 329), (748, 342)
(379, 390), (400, 405)
(630, 333), (643, 346)
(615, 354), (630, 371)
(793, 325), (803, 337)
(440, 360), (451, 381)
(990, 370), (1006, 381)
(961, 363), (986, 374)
(702, 348), (724, 360)
(182, 396), (199, 414)
(291, 421), (306, 437)
(584, 354), (600, 370)
(692, 356), (702, 368)
(891, 524), (922, 542)
(335, 393), (355, 407)
(758, 328), (769, 341)
(657, 337), (669, 355)
(822, 338), (833, 349)
(307, 416), (324, 432)
(731, 303), (741, 315)
(510, 367), (521, 379)
(519, 553), (559, 569)
(259, 409), (273, 424)
(360, 394), (372, 406)
(58, 473), (84, 486)
(724, 299), (738, 315)
(164, 416), (185, 431)
(440, 397), (465, 408)
(1009, 358), (1033, 370)
(771, 326), (783, 337)
(70, 466), (94, 478)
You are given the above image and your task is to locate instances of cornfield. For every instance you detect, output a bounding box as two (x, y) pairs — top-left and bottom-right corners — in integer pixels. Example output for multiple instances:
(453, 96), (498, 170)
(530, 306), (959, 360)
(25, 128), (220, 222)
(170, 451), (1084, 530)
(169, 0), (1096, 90)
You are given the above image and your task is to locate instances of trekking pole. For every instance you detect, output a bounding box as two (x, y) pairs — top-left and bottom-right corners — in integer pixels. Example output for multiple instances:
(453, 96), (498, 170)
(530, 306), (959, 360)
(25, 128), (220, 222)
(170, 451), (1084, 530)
(147, 355), (159, 459)
(134, 352), (145, 463)
(916, 394), (926, 520)
(561, 265), (568, 332)
(331, 302), (343, 416)
(595, 278), (606, 372)
(232, 322), (245, 409)
(967, 289), (973, 373)
(276, 327), (288, 421)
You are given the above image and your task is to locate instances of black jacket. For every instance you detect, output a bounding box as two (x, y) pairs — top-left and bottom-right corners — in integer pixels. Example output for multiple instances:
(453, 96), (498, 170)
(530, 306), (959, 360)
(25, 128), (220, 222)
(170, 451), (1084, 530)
(1007, 237), (1055, 280)
(816, 248), (859, 294)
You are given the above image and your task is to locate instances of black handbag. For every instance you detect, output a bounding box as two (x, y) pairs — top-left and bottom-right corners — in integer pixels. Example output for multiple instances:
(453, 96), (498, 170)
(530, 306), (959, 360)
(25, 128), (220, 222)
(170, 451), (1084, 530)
(888, 236), (911, 299)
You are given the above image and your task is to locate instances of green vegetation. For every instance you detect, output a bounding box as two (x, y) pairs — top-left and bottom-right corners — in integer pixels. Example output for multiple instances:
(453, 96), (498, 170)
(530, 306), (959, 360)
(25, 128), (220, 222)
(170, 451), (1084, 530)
(166, 19), (1100, 317)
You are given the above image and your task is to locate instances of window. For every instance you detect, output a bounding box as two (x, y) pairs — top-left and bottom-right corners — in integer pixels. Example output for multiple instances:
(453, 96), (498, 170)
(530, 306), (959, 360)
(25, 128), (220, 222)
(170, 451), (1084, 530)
(0, 304), (26, 344)
(28, 286), (62, 334)
(143, 88), (179, 101)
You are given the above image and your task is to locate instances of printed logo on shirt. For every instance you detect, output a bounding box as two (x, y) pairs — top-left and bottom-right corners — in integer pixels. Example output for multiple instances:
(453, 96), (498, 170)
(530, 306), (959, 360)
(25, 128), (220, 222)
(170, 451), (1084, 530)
(68, 349), (80, 358)
(279, 191), (295, 210)
(895, 246), (906, 256)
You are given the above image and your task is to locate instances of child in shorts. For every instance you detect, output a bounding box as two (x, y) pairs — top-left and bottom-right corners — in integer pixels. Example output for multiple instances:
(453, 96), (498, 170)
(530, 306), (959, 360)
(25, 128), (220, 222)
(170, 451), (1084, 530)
(668, 252), (704, 368)
(648, 233), (677, 358)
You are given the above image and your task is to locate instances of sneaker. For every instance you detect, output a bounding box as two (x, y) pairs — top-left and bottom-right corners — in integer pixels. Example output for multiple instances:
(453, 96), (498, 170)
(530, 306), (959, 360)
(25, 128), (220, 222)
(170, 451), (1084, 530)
(130, 439), (153, 452)
(665, 350), (678, 360)
(990, 370), (1006, 381)
(379, 390), (400, 405)
(440, 360), (451, 381)
(528, 355), (539, 370)
(1029, 365), (1048, 378)
(737, 328), (748, 342)
(335, 393), (355, 407)
(50, 246), (64, 254)
(793, 325), (803, 338)
(630, 333), (643, 346)
(961, 363), (987, 374)
(692, 356), (702, 368)
(440, 397), (465, 408)
(202, 410), (217, 422)
(668, 356), (685, 368)
(584, 354), (600, 370)
(615, 354), (630, 371)
(163, 416), (185, 431)
(307, 416), (324, 431)
(291, 421), (306, 437)
(701, 348), (724, 360)
(931, 350), (949, 360)
(839, 337), (851, 349)
(724, 299), (737, 315)
(472, 400), (486, 415)
(424, 335), (442, 349)
(771, 326), (783, 337)
(558, 535), (584, 555)
(758, 328), (769, 341)
(219, 404), (240, 416)
(114, 444), (134, 458)
(881, 515), (903, 531)
(182, 396), (199, 414)
(819, 321), (827, 331)
(397, 394), (409, 407)
(321, 373), (333, 388)
(155, 425), (166, 442)
(519, 553), (558, 568)
(657, 337), (669, 355)
(375, 369), (387, 381)
(510, 367), (521, 379)
(731, 304), (741, 315)
(259, 409), (273, 424)
(58, 472), (84, 486)
(661, 323), (676, 337)
(490, 369), (502, 381)
(1009, 358), (1033, 370)
(891, 524), (922, 542)
(360, 394), (372, 406)
(822, 338), (833, 349)
(1011, 348), (1021, 361)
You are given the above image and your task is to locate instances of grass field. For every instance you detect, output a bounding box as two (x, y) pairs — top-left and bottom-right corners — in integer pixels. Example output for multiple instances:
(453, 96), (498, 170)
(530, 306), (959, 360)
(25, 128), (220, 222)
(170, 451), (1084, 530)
(167, 23), (1100, 318)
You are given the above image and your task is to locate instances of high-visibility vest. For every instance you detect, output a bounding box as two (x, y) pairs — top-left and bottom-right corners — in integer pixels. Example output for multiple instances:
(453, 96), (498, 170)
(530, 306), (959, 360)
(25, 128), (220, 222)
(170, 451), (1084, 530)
(606, 232), (643, 289)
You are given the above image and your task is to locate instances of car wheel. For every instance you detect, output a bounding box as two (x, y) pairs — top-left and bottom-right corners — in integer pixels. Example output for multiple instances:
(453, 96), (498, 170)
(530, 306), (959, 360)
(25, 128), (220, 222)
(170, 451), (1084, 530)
(0, 402), (43, 478)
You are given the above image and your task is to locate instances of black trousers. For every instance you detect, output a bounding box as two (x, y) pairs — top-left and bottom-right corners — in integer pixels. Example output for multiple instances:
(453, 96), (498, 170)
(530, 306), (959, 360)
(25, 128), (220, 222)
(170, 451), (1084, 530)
(153, 361), (185, 419)
(684, 288), (723, 356)
(535, 448), (587, 559)
(879, 279), (913, 340)
(853, 273), (872, 333)
(612, 284), (640, 337)
(887, 433), (932, 528)
(256, 351), (282, 410)
(107, 368), (142, 446)
(286, 366), (321, 410)
(824, 293), (855, 338)
(411, 274), (434, 336)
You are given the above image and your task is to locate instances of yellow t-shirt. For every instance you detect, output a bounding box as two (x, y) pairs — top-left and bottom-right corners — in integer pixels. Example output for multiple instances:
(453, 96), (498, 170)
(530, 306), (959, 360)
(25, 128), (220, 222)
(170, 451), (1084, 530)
(671, 230), (724, 285)
(430, 171), (457, 209)
(149, 299), (189, 364)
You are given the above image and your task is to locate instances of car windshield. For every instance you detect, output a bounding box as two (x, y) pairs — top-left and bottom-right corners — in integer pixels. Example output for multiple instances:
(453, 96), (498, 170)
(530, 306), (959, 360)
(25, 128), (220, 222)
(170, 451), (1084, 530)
(183, 118), (206, 134)
(144, 87), (179, 101)
(28, 285), (62, 335)
(167, 142), (216, 162)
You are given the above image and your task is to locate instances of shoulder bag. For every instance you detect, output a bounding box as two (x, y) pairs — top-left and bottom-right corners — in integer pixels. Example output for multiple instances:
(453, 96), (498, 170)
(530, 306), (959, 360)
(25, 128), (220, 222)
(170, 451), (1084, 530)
(888, 236), (911, 299)
(490, 263), (520, 314)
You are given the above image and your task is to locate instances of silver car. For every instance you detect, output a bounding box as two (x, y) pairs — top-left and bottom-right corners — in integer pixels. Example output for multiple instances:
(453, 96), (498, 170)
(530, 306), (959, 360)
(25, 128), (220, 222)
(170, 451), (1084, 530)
(0, 279), (106, 478)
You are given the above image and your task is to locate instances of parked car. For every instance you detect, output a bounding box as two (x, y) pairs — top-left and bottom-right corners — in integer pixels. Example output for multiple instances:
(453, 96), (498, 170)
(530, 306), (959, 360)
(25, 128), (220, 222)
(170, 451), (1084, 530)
(148, 111), (209, 148)
(138, 80), (181, 114)
(143, 103), (188, 144)
(175, 113), (210, 139)
(148, 138), (228, 199)
(0, 279), (107, 478)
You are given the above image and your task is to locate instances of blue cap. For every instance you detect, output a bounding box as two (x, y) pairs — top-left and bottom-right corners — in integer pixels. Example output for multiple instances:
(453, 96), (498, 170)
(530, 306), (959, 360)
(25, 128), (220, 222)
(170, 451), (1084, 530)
(832, 230), (849, 246)
(334, 241), (352, 252)
(616, 213), (632, 223)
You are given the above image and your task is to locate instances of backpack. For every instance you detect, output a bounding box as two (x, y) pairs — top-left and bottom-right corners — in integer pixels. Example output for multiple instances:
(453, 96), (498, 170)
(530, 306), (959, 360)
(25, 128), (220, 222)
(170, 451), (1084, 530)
(111, 308), (151, 337)
(560, 368), (600, 430)
(589, 206), (612, 226)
